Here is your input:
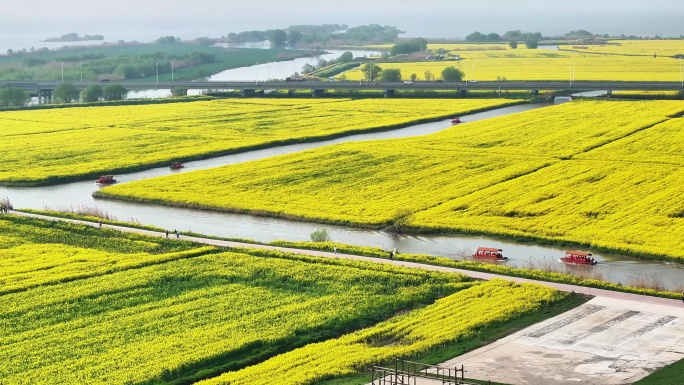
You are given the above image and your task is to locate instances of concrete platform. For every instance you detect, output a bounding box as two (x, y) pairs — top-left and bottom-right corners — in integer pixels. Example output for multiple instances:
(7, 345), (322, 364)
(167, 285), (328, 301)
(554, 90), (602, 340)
(439, 297), (684, 385)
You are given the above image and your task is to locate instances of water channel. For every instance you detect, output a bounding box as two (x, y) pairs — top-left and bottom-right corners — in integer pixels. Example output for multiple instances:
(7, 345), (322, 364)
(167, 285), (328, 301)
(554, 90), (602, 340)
(128, 46), (381, 99)
(4, 97), (683, 289)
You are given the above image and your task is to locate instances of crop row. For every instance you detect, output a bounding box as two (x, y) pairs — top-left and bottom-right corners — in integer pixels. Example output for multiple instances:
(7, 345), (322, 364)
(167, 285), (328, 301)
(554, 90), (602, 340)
(413, 159), (684, 260)
(199, 279), (569, 385)
(0, 215), (211, 293)
(0, 237), (472, 385)
(0, 98), (520, 185)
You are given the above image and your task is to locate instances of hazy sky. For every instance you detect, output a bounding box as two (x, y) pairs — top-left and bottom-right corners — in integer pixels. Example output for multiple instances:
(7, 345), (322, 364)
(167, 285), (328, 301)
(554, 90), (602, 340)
(3, 0), (683, 40)
(6, 0), (684, 18)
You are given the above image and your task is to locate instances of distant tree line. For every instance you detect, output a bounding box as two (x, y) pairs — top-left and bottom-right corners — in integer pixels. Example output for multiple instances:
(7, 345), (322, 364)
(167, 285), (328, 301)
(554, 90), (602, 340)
(466, 30), (542, 49)
(43, 33), (104, 42)
(389, 38), (428, 56)
(566, 30), (594, 37)
(228, 24), (403, 47)
(1, 50), (215, 81)
(100, 51), (215, 80)
(54, 83), (128, 104)
(0, 82), (128, 108)
(0, 87), (31, 107)
(155, 36), (181, 44)
(55, 53), (107, 62)
(358, 64), (464, 82)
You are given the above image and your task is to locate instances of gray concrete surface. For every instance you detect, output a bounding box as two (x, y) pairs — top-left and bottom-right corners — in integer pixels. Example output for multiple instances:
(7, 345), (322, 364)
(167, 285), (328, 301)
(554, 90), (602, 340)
(439, 297), (684, 385)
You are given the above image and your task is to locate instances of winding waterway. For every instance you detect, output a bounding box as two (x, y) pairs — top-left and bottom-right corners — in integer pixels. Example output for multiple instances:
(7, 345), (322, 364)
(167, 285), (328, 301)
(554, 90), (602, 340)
(128, 47), (380, 99)
(4, 100), (683, 290)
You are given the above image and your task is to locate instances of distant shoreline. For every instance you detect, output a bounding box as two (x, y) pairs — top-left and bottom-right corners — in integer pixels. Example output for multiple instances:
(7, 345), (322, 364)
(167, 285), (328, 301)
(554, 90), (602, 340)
(42, 34), (104, 43)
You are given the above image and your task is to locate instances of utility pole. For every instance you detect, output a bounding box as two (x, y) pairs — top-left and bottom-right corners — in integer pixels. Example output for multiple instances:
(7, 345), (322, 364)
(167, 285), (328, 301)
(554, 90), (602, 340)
(156, 61), (160, 85)
(171, 60), (174, 82)
(61, 62), (64, 83)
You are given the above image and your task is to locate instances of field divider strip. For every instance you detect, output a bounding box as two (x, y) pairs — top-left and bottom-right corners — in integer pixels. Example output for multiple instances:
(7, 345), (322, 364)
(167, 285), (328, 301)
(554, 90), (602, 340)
(566, 117), (674, 159)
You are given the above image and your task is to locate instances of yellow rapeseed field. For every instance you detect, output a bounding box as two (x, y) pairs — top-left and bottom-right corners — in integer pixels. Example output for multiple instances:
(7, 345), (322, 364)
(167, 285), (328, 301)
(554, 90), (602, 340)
(0, 98), (520, 185)
(1, 214), (477, 384)
(412, 160), (684, 258)
(200, 280), (568, 385)
(97, 100), (684, 261)
(560, 39), (684, 57)
(342, 54), (683, 81)
(0, 215), (213, 293)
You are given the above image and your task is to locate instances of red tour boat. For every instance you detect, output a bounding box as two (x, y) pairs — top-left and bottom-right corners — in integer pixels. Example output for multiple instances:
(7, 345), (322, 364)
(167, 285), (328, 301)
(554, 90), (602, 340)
(473, 247), (508, 261)
(561, 251), (597, 265)
(451, 117), (462, 124)
(95, 175), (116, 184)
(170, 162), (184, 169)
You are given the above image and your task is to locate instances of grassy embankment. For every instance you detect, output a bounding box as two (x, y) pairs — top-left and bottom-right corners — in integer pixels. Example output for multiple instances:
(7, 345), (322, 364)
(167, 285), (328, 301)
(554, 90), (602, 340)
(0, 44), (312, 81)
(96, 100), (684, 264)
(634, 359), (684, 385)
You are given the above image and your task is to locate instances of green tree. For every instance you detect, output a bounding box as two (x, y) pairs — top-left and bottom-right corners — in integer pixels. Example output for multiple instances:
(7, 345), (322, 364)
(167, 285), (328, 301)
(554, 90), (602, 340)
(155, 36), (179, 44)
(337, 51), (354, 63)
(410, 73), (417, 81)
(310, 228), (331, 242)
(287, 30), (303, 45)
(525, 39), (539, 49)
(103, 84), (127, 101)
(80, 84), (103, 103)
(486, 33), (501, 41)
(424, 70), (434, 81)
(361, 62), (382, 81)
(53, 83), (80, 103)
(441, 66), (464, 82)
(22, 57), (47, 67)
(509, 40), (518, 49)
(466, 32), (486, 42)
(269, 29), (287, 46)
(0, 87), (30, 107)
(503, 30), (522, 40)
(114, 64), (136, 80)
(381, 68), (402, 82)
(195, 37), (215, 46)
(389, 38), (428, 56)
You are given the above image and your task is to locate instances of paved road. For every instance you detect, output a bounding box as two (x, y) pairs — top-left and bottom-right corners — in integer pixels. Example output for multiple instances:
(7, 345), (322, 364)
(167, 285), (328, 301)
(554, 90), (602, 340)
(11, 210), (682, 308)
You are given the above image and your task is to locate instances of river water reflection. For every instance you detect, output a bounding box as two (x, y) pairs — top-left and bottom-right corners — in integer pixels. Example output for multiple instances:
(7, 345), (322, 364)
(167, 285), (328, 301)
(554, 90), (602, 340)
(4, 102), (683, 290)
(128, 47), (380, 99)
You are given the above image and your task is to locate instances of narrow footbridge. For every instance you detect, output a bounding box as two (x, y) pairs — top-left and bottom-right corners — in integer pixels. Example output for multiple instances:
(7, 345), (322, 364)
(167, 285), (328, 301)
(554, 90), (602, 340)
(4, 80), (683, 98)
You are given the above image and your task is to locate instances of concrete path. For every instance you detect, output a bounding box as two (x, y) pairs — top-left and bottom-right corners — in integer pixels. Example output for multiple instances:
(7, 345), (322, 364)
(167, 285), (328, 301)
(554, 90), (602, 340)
(438, 296), (684, 385)
(10, 210), (682, 307)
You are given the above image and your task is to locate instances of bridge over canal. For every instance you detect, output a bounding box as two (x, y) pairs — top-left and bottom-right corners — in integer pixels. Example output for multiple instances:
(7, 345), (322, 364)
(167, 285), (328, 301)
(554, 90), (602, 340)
(4, 80), (682, 101)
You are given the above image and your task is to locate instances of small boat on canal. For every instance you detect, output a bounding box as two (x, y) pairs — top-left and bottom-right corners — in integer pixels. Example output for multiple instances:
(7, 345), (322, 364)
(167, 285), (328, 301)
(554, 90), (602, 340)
(451, 117), (462, 124)
(95, 175), (116, 184)
(473, 247), (508, 261)
(170, 162), (184, 169)
(561, 251), (597, 265)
